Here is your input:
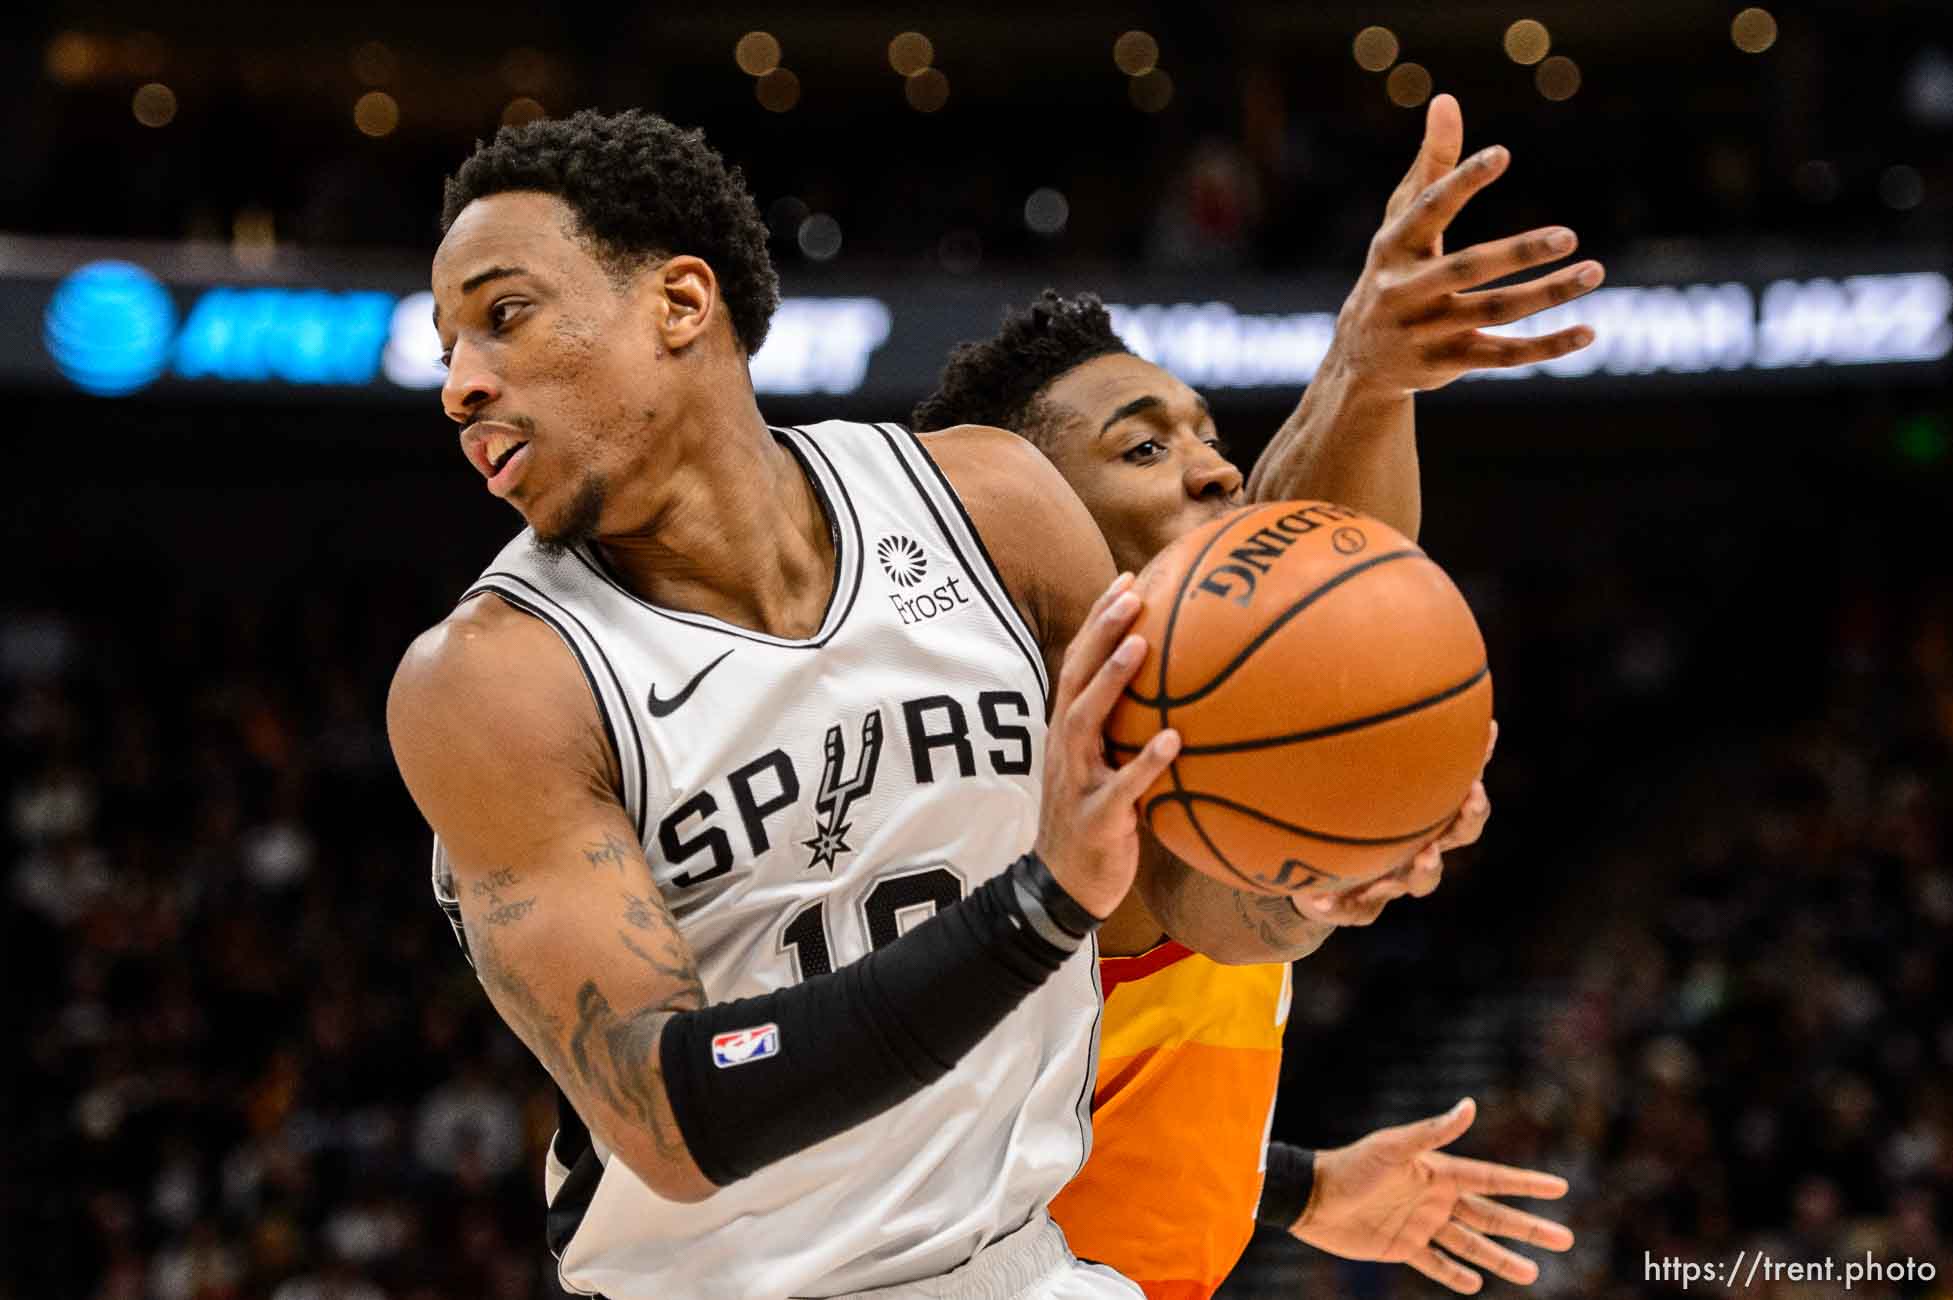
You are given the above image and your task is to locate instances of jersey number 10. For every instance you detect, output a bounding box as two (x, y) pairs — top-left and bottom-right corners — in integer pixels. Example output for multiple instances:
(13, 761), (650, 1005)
(777, 865), (963, 979)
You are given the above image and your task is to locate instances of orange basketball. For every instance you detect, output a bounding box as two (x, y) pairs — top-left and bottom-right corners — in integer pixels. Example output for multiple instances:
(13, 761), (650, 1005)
(1105, 500), (1492, 896)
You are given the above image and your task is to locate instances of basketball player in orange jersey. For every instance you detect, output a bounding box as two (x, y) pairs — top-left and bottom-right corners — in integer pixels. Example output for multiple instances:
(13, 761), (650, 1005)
(392, 108), (1545, 1299)
(913, 95), (1593, 1298)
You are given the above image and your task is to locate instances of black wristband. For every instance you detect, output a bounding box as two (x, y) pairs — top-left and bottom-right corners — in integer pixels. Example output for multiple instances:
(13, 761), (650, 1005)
(1257, 1142), (1316, 1230)
(1007, 851), (1101, 949)
(659, 862), (1080, 1187)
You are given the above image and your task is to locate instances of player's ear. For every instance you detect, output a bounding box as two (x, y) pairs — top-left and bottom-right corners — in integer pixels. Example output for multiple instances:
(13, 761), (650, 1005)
(653, 255), (719, 351)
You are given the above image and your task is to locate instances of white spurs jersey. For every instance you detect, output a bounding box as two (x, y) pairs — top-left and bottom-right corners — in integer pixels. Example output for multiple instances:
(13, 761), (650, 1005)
(431, 420), (1103, 1300)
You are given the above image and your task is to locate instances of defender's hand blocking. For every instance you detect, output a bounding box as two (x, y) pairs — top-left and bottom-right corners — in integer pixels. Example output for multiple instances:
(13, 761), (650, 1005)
(1294, 1098), (1574, 1295)
(1037, 572), (1181, 920)
(1335, 94), (1604, 392)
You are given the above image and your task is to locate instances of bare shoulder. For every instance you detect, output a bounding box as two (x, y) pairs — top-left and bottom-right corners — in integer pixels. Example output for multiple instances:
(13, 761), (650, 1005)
(916, 424), (1116, 652)
(387, 594), (620, 859)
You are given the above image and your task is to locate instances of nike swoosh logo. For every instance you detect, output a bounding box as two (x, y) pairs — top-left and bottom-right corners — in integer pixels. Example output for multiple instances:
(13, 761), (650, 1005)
(646, 649), (735, 718)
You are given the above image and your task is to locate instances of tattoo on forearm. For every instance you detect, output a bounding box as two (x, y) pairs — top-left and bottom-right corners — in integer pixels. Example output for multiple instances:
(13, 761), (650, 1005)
(569, 981), (690, 1159)
(464, 906), (572, 1084)
(619, 930), (707, 1007)
(583, 831), (636, 873)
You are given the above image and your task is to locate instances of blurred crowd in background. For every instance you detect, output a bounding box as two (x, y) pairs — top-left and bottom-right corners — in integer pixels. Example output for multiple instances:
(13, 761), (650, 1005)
(6, 438), (1948, 1298)
(4, 4), (1948, 275)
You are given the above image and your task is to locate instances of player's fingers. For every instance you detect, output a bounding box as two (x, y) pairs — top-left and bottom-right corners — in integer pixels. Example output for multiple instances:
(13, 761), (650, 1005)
(1054, 585), (1141, 710)
(1410, 227), (1580, 296)
(1435, 1222), (1540, 1287)
(1066, 633), (1149, 763)
(1432, 1153), (1569, 1200)
(1105, 728), (1182, 804)
(1435, 783), (1489, 852)
(1404, 843), (1445, 896)
(1406, 261), (1603, 335)
(1484, 719), (1500, 766)
(1456, 1194), (1576, 1251)
(1387, 145), (1509, 254)
(1383, 93), (1465, 220)
(1422, 325), (1596, 373)
(1408, 1246), (1484, 1295)
(1383, 1097), (1476, 1155)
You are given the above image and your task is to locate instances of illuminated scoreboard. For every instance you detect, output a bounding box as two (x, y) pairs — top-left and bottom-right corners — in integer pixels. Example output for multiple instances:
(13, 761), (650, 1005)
(1, 238), (1945, 407)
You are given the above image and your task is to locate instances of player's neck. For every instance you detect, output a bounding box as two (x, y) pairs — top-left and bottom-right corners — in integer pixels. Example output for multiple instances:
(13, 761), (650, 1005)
(594, 397), (836, 639)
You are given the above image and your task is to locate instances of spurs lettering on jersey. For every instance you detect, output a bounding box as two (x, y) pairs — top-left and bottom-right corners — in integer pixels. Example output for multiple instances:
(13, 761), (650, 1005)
(431, 421), (1096, 1300)
(657, 691), (1036, 883)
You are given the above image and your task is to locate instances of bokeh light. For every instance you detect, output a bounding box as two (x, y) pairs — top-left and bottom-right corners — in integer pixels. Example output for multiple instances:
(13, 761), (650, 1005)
(797, 213), (842, 261)
(46, 32), (104, 85)
(131, 82), (177, 128)
(1731, 8), (1778, 54)
(1504, 20), (1551, 65)
(353, 90), (399, 137)
(755, 67), (800, 112)
(1024, 187), (1069, 235)
(501, 97), (545, 128)
(889, 32), (934, 77)
(1129, 67), (1174, 112)
(1535, 55), (1581, 100)
(1114, 31), (1159, 77)
(735, 32), (782, 77)
(905, 67), (950, 112)
(1386, 62), (1432, 107)
(1352, 26), (1399, 73)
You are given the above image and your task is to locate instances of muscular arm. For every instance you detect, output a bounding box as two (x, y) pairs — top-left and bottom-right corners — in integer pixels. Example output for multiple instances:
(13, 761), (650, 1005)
(389, 599), (716, 1203)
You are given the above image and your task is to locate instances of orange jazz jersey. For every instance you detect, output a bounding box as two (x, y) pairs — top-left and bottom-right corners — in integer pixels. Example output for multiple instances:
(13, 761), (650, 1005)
(1048, 942), (1292, 1300)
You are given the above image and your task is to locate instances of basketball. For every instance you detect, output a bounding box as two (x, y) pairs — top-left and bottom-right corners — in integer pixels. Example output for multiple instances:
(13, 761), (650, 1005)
(1105, 500), (1493, 896)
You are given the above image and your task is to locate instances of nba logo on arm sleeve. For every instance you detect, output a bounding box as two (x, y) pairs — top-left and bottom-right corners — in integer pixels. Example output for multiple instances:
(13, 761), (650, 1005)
(711, 1023), (781, 1068)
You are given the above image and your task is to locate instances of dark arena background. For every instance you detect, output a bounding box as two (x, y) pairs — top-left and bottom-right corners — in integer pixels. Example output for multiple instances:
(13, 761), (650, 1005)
(4, 1), (1950, 1297)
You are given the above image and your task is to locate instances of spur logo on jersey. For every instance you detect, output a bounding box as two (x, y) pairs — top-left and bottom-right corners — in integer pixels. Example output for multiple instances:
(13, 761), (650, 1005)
(803, 711), (884, 871)
(711, 1023), (780, 1068)
(654, 689), (1036, 889)
(1196, 502), (1363, 607)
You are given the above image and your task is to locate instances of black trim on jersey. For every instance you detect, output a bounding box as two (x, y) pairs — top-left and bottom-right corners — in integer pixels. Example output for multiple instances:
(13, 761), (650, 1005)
(871, 423), (1050, 703)
(563, 426), (865, 650)
(468, 578), (650, 843)
(544, 1092), (604, 1262)
(1066, 931), (1106, 1190)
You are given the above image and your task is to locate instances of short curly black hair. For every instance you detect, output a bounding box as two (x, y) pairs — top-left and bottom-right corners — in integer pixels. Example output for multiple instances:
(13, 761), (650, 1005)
(911, 290), (1132, 444)
(441, 109), (781, 355)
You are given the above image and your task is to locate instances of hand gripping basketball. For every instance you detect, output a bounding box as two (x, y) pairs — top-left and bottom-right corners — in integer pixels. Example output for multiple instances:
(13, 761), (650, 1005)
(1035, 572), (1183, 920)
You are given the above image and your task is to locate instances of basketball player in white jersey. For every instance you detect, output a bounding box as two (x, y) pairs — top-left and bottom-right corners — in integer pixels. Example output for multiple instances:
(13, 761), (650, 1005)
(389, 109), (1316, 1300)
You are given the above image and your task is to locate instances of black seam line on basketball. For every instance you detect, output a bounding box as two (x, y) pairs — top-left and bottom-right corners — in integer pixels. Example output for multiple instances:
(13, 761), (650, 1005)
(1143, 791), (1454, 847)
(1124, 548), (1427, 710)
(1109, 664), (1491, 758)
(1155, 512), (1261, 891)
(561, 425), (864, 650)
(874, 422), (1050, 704)
(475, 577), (650, 843)
(881, 421), (1050, 701)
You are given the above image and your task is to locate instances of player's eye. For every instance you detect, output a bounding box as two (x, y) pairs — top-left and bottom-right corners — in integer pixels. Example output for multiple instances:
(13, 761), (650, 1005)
(1121, 439), (1165, 463)
(488, 299), (525, 331)
(438, 350), (452, 370)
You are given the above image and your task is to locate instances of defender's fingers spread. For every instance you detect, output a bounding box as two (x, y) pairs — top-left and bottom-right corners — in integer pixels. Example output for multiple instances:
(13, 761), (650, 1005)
(1436, 1224), (1538, 1286)
(1419, 227), (1577, 294)
(1395, 145), (1508, 251)
(1456, 1195), (1576, 1250)
(1440, 1155), (1569, 1200)
(1409, 1247), (1483, 1296)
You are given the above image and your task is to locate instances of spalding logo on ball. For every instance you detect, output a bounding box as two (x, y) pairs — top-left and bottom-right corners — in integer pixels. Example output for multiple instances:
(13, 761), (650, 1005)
(1105, 500), (1492, 896)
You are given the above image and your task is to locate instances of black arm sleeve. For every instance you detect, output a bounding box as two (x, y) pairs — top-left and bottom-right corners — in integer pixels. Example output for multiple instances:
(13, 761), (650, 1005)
(1257, 1141), (1317, 1231)
(659, 852), (1092, 1187)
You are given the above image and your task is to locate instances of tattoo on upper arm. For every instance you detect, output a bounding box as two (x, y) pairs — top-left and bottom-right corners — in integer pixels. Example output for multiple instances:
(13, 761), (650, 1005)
(583, 831), (636, 873)
(470, 866), (539, 927)
(569, 982), (689, 1160)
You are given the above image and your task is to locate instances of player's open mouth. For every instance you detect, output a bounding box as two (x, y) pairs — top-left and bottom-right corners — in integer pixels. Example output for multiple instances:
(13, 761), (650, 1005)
(487, 440), (531, 496)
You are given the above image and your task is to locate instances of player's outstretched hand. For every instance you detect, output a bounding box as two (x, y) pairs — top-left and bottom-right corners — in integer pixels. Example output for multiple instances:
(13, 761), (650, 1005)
(1293, 1098), (1574, 1294)
(1333, 93), (1604, 391)
(1037, 572), (1181, 920)
(1301, 722), (1496, 925)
